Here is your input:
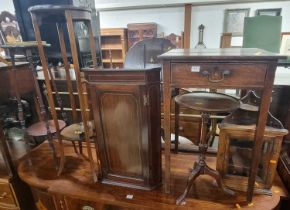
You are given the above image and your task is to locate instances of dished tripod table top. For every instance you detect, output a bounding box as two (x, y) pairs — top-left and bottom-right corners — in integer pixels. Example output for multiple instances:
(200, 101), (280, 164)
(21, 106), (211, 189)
(158, 48), (286, 203)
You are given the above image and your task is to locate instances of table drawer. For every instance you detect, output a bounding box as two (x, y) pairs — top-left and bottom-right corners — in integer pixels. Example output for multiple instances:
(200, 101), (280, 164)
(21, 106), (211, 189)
(171, 63), (267, 88)
(0, 182), (17, 207)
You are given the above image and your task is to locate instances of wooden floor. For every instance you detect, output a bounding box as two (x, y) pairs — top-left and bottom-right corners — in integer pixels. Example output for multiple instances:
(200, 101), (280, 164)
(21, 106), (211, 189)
(18, 141), (289, 210)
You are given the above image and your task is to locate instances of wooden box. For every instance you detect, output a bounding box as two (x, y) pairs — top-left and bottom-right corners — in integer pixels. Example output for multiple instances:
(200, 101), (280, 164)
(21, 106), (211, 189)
(217, 115), (288, 195)
(84, 68), (162, 190)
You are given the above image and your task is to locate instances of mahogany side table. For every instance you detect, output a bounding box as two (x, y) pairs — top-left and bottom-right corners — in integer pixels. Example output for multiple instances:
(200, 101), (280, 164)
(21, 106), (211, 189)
(159, 48), (286, 202)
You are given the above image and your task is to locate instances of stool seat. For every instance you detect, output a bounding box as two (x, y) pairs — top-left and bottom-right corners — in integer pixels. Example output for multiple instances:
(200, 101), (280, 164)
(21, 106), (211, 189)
(175, 92), (240, 113)
(27, 120), (66, 136)
(60, 121), (94, 141)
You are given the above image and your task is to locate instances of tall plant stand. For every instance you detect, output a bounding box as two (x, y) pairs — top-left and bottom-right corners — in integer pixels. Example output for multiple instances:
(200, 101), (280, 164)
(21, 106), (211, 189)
(29, 5), (99, 181)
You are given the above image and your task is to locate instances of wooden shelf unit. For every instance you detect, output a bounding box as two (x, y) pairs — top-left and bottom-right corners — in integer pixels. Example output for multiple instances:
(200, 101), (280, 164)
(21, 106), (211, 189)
(100, 28), (128, 69)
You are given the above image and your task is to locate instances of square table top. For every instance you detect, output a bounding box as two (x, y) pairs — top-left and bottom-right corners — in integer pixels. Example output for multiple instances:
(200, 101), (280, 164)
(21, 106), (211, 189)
(158, 48), (286, 61)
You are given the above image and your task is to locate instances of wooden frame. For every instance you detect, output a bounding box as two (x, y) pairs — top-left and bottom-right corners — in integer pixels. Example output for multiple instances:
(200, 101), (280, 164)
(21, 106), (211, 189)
(217, 125), (287, 195)
(223, 8), (250, 36)
(220, 32), (290, 49)
(184, 4), (192, 49)
(280, 32), (290, 57)
(256, 8), (282, 16)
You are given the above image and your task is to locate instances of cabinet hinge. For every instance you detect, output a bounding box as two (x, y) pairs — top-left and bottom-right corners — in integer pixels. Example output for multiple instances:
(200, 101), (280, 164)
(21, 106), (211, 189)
(143, 94), (149, 106)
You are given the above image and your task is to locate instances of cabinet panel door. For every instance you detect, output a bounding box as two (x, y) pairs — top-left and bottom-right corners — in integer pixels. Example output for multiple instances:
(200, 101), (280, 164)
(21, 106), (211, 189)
(101, 92), (142, 177)
(90, 84), (146, 185)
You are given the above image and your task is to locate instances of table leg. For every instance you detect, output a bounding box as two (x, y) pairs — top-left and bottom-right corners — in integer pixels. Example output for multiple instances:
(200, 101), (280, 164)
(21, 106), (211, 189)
(65, 11), (98, 183)
(31, 13), (65, 174)
(247, 66), (276, 202)
(87, 21), (98, 68)
(174, 88), (180, 153)
(9, 50), (25, 130)
(163, 61), (171, 193)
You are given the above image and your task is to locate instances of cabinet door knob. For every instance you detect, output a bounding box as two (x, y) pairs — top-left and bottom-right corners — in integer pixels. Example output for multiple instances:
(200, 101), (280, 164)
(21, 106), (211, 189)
(0, 192), (7, 199)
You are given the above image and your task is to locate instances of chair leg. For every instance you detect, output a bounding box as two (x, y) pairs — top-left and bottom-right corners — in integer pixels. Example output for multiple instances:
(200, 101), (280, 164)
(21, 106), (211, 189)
(71, 141), (78, 154)
(174, 100), (180, 154)
(57, 146), (65, 176)
(78, 141), (83, 154)
(32, 136), (38, 146)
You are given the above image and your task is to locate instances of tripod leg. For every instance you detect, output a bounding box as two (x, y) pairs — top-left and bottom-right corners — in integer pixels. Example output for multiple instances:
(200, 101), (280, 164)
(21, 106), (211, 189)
(176, 163), (201, 205)
(204, 164), (235, 196)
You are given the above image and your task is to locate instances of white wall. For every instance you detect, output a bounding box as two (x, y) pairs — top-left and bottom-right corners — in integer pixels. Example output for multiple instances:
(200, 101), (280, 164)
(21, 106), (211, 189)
(0, 0), (15, 13)
(99, 1), (290, 48)
(99, 7), (185, 36)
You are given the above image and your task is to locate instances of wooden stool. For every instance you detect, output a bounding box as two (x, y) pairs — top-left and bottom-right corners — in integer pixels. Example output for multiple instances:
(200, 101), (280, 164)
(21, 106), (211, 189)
(27, 120), (66, 141)
(175, 92), (239, 204)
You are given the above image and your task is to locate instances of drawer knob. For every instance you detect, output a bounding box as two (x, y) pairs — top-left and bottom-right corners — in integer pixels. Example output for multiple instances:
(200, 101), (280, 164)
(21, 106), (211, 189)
(0, 192), (7, 199)
(201, 69), (231, 83)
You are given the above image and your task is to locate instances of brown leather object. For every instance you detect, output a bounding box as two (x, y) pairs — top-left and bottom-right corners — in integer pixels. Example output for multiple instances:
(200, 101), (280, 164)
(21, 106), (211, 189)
(26, 120), (66, 137)
(60, 121), (94, 141)
(175, 92), (240, 113)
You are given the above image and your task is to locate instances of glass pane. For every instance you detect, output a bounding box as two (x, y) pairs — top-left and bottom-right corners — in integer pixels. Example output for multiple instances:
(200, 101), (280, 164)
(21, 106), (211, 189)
(227, 137), (274, 183)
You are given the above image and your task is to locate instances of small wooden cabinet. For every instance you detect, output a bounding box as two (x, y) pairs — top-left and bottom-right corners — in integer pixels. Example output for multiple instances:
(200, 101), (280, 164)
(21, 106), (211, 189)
(127, 23), (157, 49)
(100, 28), (128, 69)
(84, 68), (162, 190)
